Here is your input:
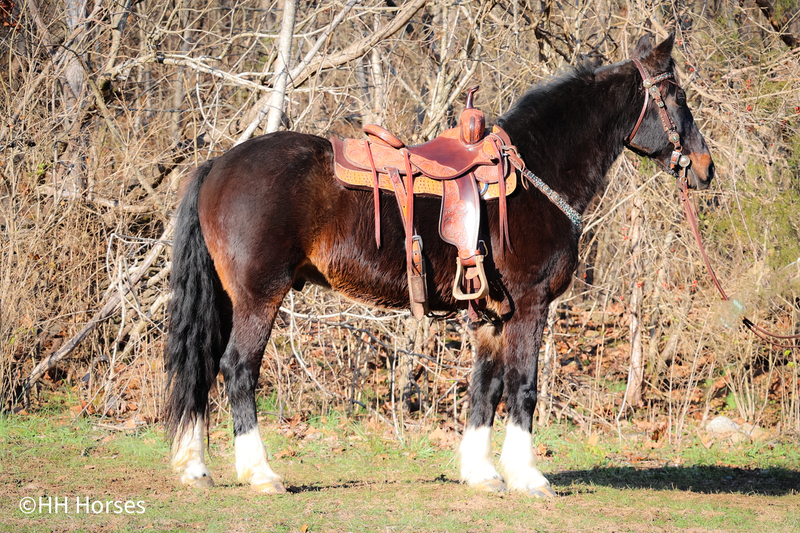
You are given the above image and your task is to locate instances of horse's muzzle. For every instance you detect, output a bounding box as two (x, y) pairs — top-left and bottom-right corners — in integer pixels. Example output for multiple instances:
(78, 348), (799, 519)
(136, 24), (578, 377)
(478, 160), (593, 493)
(687, 154), (714, 190)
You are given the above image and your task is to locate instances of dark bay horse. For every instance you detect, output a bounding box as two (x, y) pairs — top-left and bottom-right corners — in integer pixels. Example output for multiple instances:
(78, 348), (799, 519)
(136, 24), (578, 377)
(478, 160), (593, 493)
(165, 34), (714, 497)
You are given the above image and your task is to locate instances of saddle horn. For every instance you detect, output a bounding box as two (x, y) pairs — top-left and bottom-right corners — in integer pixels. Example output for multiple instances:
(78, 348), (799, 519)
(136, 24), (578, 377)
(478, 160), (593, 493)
(460, 86), (485, 145)
(465, 85), (479, 109)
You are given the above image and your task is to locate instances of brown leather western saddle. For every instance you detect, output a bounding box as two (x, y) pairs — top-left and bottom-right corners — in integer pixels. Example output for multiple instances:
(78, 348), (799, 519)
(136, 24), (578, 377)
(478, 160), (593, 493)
(330, 87), (517, 319)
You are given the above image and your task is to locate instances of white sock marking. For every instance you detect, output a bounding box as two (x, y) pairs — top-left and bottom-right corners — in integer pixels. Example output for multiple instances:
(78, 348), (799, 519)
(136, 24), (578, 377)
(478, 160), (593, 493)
(171, 417), (212, 484)
(234, 427), (281, 487)
(459, 425), (502, 485)
(499, 422), (550, 491)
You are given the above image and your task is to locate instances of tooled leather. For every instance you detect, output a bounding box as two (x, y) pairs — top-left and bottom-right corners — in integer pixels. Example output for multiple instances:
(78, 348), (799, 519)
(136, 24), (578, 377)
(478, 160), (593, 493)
(439, 176), (480, 266)
(342, 127), (499, 180)
(331, 137), (516, 200)
(363, 124), (404, 148)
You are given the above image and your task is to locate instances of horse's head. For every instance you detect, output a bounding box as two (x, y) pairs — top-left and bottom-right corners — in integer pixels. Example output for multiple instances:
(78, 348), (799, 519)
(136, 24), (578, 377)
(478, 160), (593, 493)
(624, 34), (714, 190)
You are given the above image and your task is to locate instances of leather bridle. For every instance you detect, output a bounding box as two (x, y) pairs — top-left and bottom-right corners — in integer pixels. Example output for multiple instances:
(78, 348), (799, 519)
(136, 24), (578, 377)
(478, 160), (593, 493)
(626, 58), (690, 177)
(626, 57), (798, 349)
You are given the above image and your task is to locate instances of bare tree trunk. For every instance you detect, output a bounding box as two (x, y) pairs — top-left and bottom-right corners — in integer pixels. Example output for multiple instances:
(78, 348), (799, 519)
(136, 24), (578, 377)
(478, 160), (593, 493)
(264, 0), (296, 134)
(369, 13), (385, 126)
(355, 56), (375, 126)
(57, 0), (90, 192)
(238, 0), (360, 142)
(625, 181), (645, 407)
(289, 0), (427, 89)
(236, 0), (296, 143)
(62, 0), (87, 116)
(171, 22), (194, 140)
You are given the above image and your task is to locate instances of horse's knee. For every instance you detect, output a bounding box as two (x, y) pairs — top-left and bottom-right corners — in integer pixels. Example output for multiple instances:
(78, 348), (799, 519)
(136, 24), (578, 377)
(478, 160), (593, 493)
(219, 322), (268, 433)
(468, 322), (505, 426)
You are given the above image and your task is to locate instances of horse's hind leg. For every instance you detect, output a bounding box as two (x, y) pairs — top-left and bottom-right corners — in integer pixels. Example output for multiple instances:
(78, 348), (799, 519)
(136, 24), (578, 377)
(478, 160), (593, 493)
(220, 298), (286, 494)
(170, 297), (232, 489)
(172, 416), (213, 488)
(498, 302), (555, 498)
(460, 323), (506, 492)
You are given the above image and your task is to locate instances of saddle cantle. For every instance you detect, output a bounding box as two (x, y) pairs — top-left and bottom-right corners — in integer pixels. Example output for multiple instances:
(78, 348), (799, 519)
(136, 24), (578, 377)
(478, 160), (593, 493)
(331, 86), (517, 319)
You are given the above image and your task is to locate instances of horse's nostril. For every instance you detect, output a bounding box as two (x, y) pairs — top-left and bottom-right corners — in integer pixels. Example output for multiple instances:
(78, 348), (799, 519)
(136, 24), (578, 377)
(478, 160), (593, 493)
(706, 161), (715, 182)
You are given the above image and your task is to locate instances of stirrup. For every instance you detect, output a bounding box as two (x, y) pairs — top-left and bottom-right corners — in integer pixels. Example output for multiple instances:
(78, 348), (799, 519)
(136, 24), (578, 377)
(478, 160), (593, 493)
(452, 255), (489, 301)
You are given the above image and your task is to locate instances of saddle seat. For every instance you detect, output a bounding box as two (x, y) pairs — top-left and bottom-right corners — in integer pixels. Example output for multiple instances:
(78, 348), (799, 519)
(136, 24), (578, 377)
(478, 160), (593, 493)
(330, 87), (517, 319)
(360, 124), (504, 182)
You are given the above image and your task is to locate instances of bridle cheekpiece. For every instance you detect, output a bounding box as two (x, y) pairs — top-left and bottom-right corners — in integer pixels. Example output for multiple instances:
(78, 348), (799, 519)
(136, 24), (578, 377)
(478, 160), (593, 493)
(626, 57), (691, 179)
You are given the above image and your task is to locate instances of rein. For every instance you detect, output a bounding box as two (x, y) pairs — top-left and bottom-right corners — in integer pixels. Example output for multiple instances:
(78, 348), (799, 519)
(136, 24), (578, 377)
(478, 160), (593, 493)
(630, 56), (799, 349)
(491, 128), (584, 234)
(679, 178), (800, 349)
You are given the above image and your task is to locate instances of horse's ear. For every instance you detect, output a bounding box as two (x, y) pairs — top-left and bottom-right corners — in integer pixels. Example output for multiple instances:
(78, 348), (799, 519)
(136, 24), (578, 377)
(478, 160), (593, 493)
(635, 33), (675, 72)
(651, 33), (675, 66)
(633, 34), (653, 59)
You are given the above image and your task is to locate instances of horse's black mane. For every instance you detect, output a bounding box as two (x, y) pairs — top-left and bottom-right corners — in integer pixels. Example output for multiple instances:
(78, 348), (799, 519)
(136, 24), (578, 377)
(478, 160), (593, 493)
(496, 61), (641, 210)
(501, 63), (597, 117)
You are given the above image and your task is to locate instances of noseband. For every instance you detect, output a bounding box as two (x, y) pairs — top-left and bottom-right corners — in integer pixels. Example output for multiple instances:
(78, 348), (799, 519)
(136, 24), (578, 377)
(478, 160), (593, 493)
(626, 58), (690, 177)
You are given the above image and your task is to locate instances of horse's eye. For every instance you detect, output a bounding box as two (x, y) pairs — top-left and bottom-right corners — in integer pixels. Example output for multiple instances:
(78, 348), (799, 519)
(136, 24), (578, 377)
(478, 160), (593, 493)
(675, 88), (687, 105)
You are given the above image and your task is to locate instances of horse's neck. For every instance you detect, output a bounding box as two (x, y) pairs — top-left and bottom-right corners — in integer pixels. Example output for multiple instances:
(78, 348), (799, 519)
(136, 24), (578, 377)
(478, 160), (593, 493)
(503, 73), (635, 215)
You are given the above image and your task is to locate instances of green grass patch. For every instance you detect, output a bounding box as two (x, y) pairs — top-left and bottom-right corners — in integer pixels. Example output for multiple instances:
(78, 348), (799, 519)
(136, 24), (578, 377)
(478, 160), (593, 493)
(1, 408), (799, 532)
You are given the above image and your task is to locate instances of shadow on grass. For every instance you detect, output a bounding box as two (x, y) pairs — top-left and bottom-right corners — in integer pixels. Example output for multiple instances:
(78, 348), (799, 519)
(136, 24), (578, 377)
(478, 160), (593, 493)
(551, 465), (800, 496)
(286, 474), (460, 494)
(280, 468), (798, 496)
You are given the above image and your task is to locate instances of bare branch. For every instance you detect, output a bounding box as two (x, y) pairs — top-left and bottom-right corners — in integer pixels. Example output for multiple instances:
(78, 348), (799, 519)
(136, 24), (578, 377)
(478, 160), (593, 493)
(290, 0), (428, 88)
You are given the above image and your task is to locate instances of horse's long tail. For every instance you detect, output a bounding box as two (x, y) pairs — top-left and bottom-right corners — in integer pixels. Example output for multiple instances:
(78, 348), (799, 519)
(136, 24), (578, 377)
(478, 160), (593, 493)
(164, 160), (223, 445)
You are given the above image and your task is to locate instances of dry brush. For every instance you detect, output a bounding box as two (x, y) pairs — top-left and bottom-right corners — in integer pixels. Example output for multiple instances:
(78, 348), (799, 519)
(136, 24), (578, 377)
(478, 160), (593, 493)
(1, 0), (799, 441)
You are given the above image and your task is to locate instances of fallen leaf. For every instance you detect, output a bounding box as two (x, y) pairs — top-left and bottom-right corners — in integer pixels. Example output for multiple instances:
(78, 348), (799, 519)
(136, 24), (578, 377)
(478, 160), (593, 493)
(535, 443), (550, 458)
(274, 447), (296, 459)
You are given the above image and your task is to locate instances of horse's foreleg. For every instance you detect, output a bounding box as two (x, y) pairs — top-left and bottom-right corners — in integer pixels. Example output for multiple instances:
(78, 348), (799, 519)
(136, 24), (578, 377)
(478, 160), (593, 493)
(499, 304), (555, 498)
(459, 323), (506, 492)
(220, 308), (286, 494)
